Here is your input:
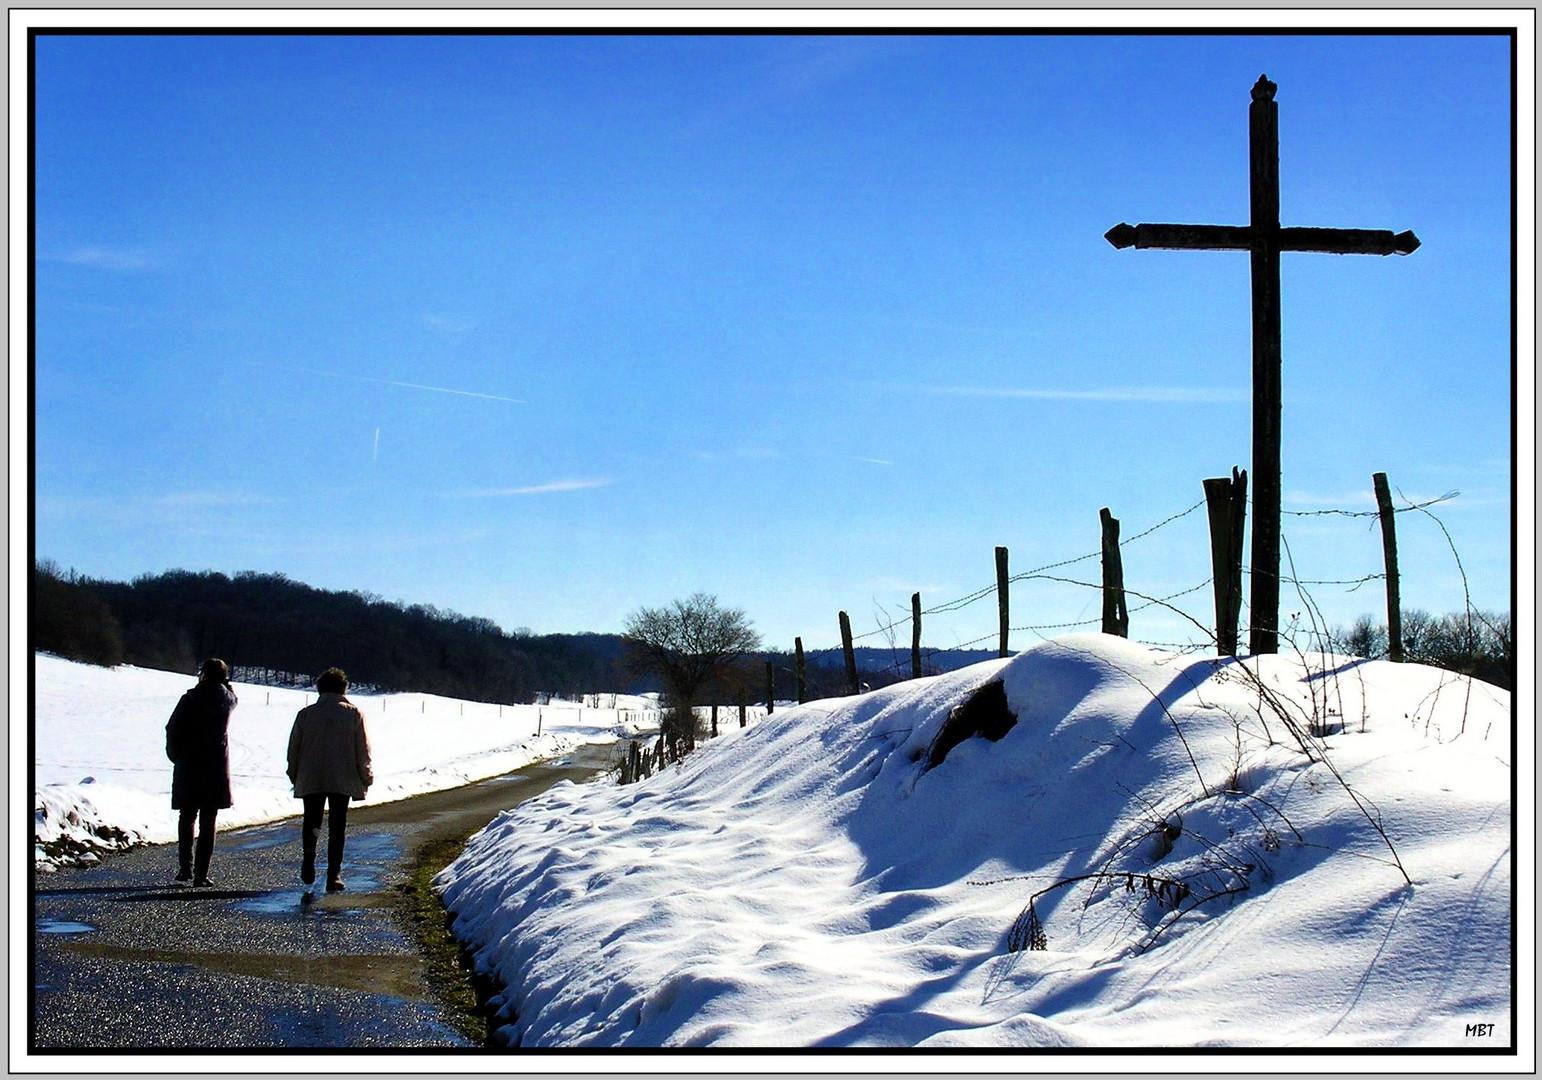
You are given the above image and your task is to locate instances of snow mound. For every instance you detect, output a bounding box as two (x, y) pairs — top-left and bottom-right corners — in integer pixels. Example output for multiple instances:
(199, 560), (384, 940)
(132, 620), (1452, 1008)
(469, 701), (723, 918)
(435, 634), (1512, 1048)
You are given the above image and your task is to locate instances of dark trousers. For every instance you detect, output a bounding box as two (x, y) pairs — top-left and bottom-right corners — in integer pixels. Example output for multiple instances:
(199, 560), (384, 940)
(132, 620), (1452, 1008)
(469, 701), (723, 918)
(177, 806), (218, 879)
(301, 793), (350, 882)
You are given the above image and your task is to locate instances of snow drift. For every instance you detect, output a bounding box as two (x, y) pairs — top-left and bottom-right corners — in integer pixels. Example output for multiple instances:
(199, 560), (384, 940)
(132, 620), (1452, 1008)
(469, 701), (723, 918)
(435, 634), (1513, 1048)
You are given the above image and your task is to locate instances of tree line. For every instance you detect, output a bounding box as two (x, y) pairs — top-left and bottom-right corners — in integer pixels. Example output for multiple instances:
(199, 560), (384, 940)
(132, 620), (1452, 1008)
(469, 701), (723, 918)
(32, 561), (637, 703)
(32, 563), (1002, 707)
(1330, 609), (1513, 691)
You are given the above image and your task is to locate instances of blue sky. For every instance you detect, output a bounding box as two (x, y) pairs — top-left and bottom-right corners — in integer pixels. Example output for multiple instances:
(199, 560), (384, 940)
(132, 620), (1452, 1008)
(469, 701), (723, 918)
(29, 29), (1517, 653)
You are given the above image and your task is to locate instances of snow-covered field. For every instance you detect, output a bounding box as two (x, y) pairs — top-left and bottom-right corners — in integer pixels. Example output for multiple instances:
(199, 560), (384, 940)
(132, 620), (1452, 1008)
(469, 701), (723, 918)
(435, 634), (1516, 1050)
(31, 653), (659, 870)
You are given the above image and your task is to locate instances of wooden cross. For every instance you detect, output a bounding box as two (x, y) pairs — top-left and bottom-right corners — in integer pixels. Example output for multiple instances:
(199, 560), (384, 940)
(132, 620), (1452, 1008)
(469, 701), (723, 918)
(1106, 75), (1418, 655)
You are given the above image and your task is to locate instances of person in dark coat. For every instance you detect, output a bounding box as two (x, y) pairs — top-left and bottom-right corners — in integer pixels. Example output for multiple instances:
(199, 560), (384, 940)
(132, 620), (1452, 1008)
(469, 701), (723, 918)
(287, 667), (372, 892)
(165, 657), (237, 886)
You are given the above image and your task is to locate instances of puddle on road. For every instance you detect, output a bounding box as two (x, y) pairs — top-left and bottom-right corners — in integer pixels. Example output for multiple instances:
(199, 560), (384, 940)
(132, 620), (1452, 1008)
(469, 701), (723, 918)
(340, 832), (400, 862)
(234, 890), (369, 918)
(62, 940), (437, 1004)
(226, 824), (294, 852)
(232, 835), (393, 918)
(37, 917), (96, 935)
(228, 827), (400, 864)
(266, 992), (474, 1048)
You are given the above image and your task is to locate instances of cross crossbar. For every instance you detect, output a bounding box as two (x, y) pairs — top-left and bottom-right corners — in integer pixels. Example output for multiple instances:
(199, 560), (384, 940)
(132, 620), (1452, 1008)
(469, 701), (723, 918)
(1106, 222), (1420, 256)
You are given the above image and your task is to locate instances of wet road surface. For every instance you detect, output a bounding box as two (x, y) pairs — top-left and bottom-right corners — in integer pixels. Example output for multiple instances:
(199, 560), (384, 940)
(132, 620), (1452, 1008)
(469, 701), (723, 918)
(31, 743), (617, 1050)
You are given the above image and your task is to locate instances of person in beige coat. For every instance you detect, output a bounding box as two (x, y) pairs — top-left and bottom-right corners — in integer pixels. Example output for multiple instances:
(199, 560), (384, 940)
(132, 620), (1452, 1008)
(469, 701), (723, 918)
(287, 667), (372, 892)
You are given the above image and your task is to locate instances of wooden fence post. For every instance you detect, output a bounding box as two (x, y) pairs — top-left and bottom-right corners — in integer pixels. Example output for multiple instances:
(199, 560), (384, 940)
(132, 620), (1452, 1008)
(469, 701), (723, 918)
(995, 546), (1010, 658)
(711, 702), (719, 738)
(1203, 467), (1248, 656)
(738, 687), (747, 728)
(839, 611), (858, 694)
(1099, 508), (1129, 638)
(795, 637), (807, 704)
(1373, 471), (1403, 662)
(765, 660), (775, 714)
(911, 592), (922, 679)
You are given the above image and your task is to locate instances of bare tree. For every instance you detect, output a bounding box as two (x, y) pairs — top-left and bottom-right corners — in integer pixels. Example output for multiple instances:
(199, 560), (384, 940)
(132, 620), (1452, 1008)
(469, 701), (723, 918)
(622, 593), (761, 753)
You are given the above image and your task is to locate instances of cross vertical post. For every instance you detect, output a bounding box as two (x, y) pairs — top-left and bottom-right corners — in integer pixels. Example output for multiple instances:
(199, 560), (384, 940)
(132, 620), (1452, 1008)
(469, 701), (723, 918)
(1248, 77), (1283, 655)
(1106, 75), (1417, 654)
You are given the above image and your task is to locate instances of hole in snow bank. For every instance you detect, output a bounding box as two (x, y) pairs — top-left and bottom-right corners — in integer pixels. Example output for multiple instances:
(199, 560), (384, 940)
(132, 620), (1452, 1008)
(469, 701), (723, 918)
(924, 680), (1018, 771)
(1145, 814), (1184, 862)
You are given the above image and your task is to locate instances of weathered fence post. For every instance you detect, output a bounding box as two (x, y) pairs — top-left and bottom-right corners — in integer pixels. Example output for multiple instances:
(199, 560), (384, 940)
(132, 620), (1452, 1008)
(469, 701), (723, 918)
(765, 661), (775, 714)
(839, 611), (858, 694)
(1203, 467), (1249, 656)
(1373, 471), (1403, 662)
(911, 592), (923, 679)
(1099, 508), (1130, 638)
(995, 546), (1010, 658)
(711, 702), (719, 738)
(795, 637), (807, 704)
(738, 687), (747, 728)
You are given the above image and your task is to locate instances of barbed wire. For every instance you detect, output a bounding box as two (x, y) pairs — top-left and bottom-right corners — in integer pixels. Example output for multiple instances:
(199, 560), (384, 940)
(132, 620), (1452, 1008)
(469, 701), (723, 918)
(1282, 490), (1459, 519)
(782, 488), (1476, 680)
(1121, 498), (1209, 545)
(1128, 579), (1214, 612)
(1237, 569), (1387, 591)
(851, 499), (1209, 640)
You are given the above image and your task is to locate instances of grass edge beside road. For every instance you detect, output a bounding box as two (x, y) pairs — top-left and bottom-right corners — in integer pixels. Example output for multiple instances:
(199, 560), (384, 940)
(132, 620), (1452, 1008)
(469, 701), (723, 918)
(395, 833), (494, 1047)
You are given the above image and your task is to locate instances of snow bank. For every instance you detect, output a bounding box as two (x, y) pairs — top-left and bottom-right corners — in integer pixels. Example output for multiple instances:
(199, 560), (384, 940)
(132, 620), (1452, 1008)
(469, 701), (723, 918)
(31, 654), (655, 870)
(435, 634), (1513, 1049)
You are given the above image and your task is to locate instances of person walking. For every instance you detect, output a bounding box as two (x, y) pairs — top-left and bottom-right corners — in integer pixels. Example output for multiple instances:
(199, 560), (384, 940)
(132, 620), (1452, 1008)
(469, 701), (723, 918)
(286, 668), (373, 892)
(165, 657), (238, 886)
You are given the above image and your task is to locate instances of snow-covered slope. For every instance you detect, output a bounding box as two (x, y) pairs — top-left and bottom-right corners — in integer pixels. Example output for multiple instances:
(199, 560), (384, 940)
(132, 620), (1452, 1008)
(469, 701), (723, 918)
(31, 653), (658, 869)
(435, 634), (1513, 1048)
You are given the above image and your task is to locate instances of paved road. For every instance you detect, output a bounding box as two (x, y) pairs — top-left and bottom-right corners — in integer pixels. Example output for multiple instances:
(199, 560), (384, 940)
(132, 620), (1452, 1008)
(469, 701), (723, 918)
(31, 743), (616, 1051)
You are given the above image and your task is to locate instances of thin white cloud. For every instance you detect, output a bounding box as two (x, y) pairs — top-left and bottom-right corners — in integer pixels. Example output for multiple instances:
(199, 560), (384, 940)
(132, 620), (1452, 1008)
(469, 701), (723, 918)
(695, 447), (780, 462)
(240, 526), (496, 557)
(246, 361), (524, 404)
(448, 479), (615, 498)
(853, 457), (894, 466)
(37, 490), (276, 519)
(50, 246), (154, 271)
(1285, 489), (1475, 512)
(149, 491), (277, 509)
(894, 384), (1249, 404)
(1284, 490), (1375, 510)
(421, 313), (477, 334)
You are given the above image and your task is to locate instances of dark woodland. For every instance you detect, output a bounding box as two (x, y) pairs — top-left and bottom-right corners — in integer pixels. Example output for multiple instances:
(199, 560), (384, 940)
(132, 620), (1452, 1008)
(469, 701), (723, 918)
(30, 561), (997, 703)
(32, 561), (629, 702)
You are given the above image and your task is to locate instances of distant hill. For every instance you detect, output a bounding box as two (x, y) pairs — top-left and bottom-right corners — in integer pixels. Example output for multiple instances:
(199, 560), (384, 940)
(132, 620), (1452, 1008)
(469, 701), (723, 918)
(32, 562), (628, 703)
(814, 645), (1000, 675)
(30, 561), (1003, 705)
